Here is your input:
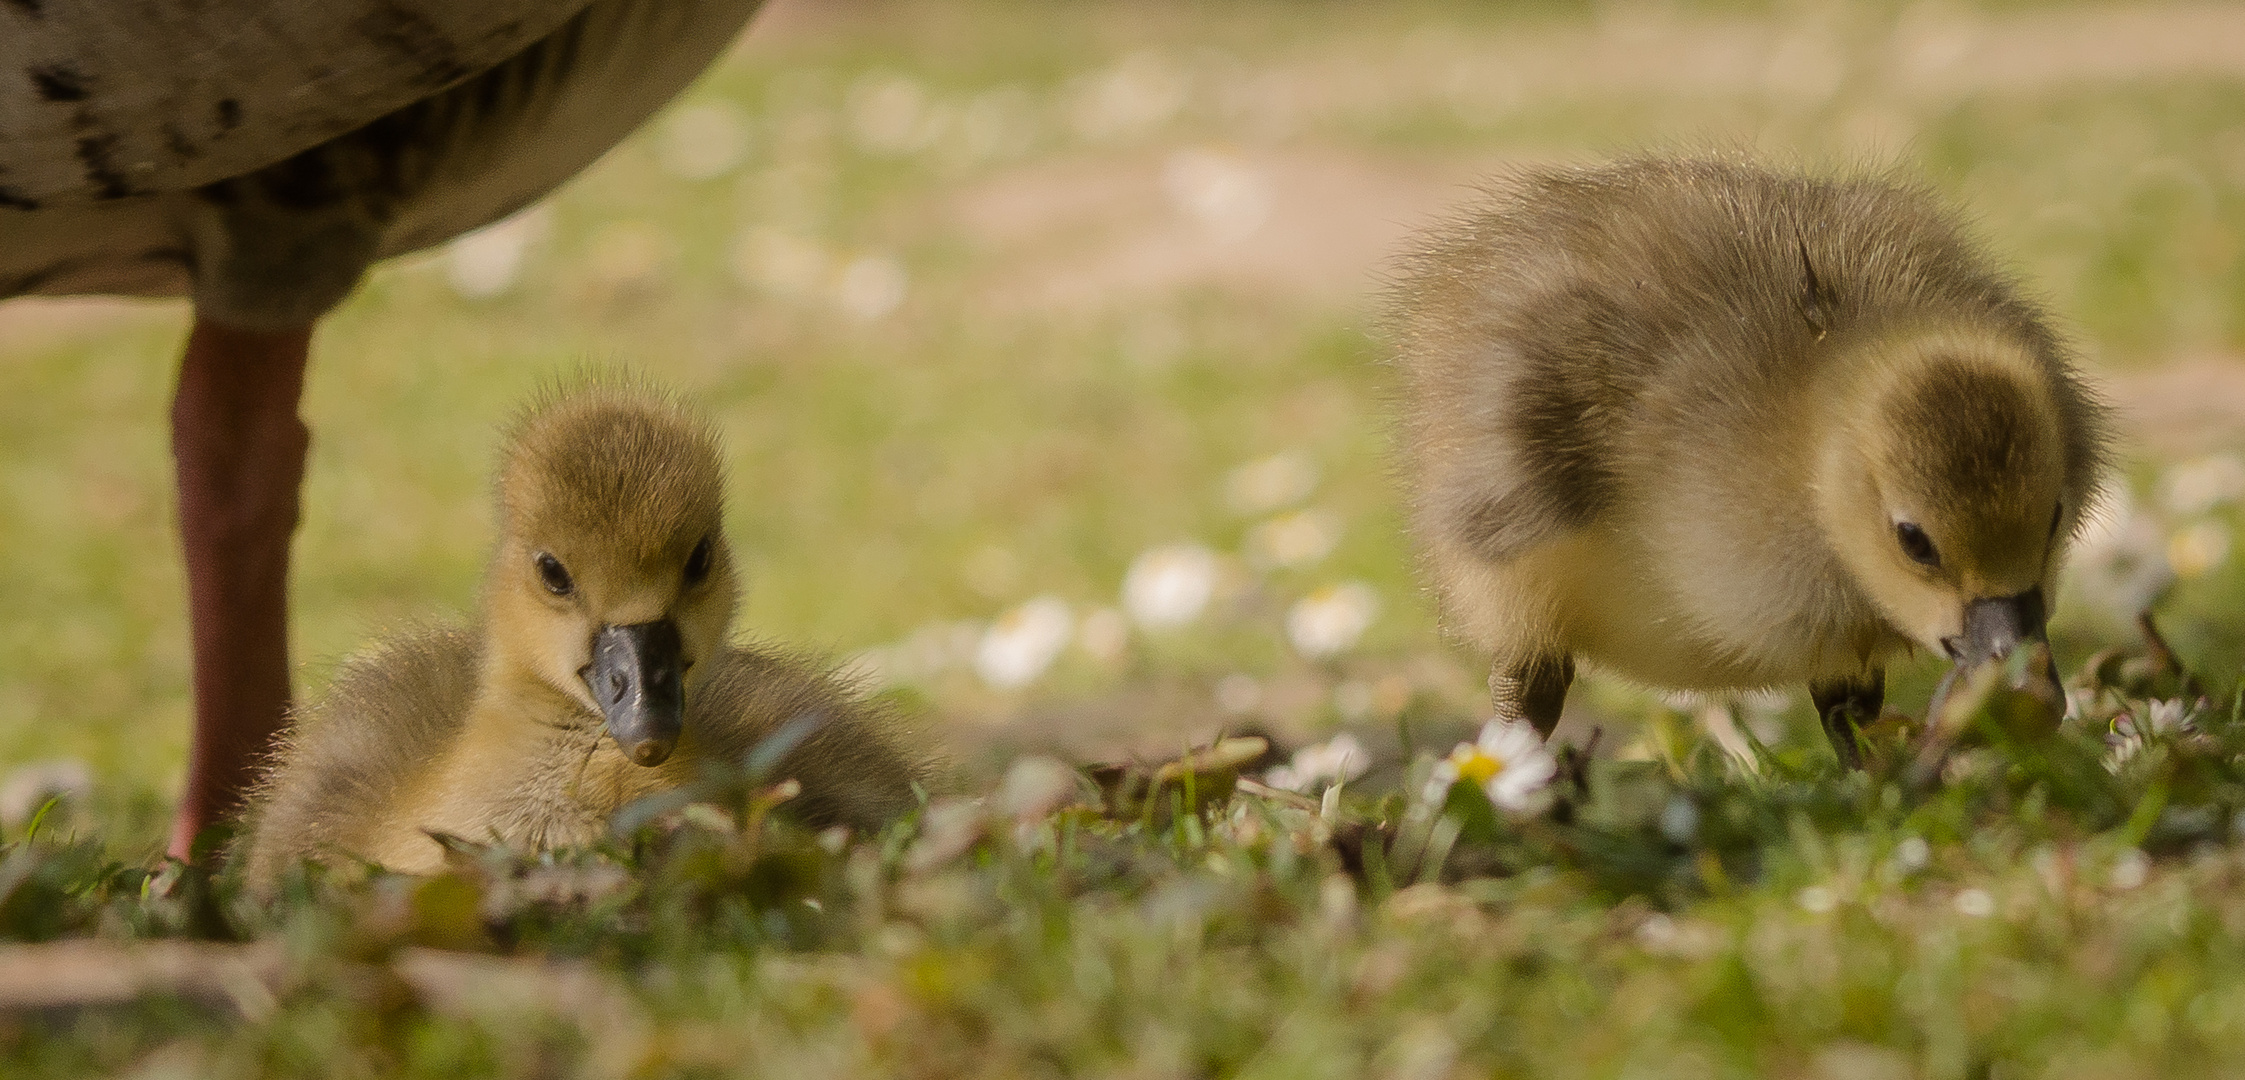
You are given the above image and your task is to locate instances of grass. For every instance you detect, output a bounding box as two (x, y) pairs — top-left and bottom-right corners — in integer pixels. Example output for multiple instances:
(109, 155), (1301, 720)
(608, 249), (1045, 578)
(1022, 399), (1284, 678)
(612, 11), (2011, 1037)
(1, 636), (2239, 1077)
(6, 0), (2245, 1072)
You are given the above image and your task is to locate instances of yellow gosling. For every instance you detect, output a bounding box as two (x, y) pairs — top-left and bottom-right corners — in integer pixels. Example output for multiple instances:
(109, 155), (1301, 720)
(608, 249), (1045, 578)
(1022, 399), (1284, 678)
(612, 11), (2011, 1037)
(1388, 156), (2109, 766)
(241, 387), (925, 887)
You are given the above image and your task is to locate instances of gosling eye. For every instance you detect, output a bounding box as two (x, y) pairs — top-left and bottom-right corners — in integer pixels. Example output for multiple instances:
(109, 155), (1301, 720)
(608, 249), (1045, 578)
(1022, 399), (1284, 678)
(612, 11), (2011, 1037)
(684, 536), (713, 587)
(535, 552), (575, 596)
(1894, 521), (1941, 569)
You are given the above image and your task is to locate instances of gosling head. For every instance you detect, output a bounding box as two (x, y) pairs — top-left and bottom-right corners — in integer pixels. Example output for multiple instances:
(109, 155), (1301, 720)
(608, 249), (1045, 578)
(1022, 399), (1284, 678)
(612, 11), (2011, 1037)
(1815, 325), (2106, 690)
(487, 388), (738, 766)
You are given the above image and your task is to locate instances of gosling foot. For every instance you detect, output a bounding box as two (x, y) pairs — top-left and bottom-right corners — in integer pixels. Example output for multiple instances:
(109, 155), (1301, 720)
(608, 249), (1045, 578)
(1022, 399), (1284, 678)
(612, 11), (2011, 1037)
(1809, 670), (1886, 773)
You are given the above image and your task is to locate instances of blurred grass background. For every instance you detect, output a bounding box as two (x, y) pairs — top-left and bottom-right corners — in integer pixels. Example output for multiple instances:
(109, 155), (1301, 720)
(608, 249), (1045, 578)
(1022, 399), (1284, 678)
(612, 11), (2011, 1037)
(6, 0), (2245, 851)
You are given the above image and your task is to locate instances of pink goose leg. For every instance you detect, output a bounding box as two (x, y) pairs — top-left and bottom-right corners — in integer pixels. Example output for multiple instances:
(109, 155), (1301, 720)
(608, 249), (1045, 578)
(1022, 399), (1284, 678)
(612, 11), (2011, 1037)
(166, 318), (312, 862)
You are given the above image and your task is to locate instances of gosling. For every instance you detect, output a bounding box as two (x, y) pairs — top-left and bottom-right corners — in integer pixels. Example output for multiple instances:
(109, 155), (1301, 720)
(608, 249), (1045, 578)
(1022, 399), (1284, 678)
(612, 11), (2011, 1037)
(1389, 156), (2107, 766)
(240, 387), (925, 887)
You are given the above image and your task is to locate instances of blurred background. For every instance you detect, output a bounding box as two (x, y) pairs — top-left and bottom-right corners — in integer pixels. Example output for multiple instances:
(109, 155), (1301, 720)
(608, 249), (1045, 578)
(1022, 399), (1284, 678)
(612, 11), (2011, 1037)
(4, 0), (2244, 850)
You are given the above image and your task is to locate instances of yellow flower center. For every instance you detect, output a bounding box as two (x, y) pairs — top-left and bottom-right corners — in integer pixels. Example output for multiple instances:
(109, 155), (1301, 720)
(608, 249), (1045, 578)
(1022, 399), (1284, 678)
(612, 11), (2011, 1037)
(1450, 747), (1504, 786)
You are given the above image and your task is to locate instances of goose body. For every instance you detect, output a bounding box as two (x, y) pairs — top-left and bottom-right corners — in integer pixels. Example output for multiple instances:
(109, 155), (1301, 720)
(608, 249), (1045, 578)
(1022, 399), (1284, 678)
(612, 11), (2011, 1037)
(2, 0), (763, 317)
(1390, 157), (2107, 762)
(0, 0), (766, 857)
(243, 629), (916, 884)
(241, 389), (924, 887)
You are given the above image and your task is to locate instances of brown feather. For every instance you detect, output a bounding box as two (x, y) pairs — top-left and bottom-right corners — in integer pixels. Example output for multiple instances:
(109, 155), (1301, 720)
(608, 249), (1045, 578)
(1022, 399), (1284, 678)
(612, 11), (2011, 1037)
(238, 386), (928, 890)
(1386, 154), (2109, 696)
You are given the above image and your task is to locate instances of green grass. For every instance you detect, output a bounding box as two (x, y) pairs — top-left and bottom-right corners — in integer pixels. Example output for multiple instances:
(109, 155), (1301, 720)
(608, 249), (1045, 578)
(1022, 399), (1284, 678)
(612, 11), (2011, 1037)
(7, 0), (2245, 1071)
(1, 639), (2239, 1077)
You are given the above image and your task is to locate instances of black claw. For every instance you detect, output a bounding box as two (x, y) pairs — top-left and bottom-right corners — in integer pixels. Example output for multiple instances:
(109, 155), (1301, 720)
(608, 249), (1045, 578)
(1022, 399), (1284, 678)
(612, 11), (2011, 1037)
(1548, 727), (1602, 825)
(1809, 671), (1883, 773)
(1820, 706), (1864, 771)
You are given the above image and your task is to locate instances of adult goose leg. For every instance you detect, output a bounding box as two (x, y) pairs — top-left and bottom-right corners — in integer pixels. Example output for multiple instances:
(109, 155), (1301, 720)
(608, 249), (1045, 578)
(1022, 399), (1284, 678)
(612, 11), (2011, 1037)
(167, 319), (314, 860)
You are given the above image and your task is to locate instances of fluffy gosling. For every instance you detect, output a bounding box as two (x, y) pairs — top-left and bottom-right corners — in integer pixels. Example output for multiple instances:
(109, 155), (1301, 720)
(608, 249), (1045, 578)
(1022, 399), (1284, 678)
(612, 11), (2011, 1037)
(240, 388), (924, 888)
(1389, 156), (2108, 766)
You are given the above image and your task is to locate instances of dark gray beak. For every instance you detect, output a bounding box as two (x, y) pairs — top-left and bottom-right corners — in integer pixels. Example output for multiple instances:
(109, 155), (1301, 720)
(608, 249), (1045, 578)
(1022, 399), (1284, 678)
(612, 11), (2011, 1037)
(1943, 586), (2064, 702)
(581, 620), (685, 766)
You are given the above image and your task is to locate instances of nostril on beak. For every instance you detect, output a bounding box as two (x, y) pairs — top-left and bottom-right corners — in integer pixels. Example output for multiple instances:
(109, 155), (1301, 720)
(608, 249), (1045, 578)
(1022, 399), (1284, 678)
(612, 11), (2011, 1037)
(583, 620), (685, 768)
(1952, 589), (2049, 668)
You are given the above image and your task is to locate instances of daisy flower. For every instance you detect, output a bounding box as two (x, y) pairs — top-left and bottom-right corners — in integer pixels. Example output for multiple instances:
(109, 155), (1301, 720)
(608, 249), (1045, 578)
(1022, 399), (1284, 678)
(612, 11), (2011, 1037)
(1122, 544), (1220, 628)
(2105, 697), (2200, 773)
(1286, 582), (1379, 659)
(1263, 732), (1371, 793)
(975, 596), (1072, 689)
(1223, 451), (1317, 516)
(1245, 509), (1340, 570)
(1422, 719), (1556, 813)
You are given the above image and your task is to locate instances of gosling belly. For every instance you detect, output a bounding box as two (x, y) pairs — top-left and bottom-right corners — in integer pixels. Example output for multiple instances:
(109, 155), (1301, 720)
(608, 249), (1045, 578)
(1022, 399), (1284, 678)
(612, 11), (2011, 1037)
(1552, 536), (1905, 692)
(365, 730), (652, 872)
(363, 788), (620, 874)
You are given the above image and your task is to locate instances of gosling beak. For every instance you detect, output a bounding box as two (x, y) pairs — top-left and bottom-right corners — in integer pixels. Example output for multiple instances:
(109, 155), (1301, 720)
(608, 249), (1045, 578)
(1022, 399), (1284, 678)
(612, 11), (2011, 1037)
(581, 620), (685, 767)
(1942, 586), (2064, 701)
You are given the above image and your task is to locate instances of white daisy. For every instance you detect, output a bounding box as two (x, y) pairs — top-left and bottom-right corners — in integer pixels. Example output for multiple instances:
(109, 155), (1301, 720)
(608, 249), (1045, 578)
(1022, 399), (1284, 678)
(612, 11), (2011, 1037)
(732, 228), (825, 299)
(1223, 451), (1318, 516)
(2103, 731), (2152, 774)
(443, 206), (550, 300)
(1122, 544), (1220, 628)
(1245, 509), (1340, 570)
(1264, 733), (1371, 793)
(1421, 719), (1557, 813)
(1161, 149), (1272, 243)
(2063, 489), (2173, 626)
(2112, 697), (2197, 743)
(875, 620), (984, 685)
(1286, 582), (1379, 659)
(975, 596), (1072, 689)
(2169, 520), (2231, 579)
(2105, 697), (2199, 773)
(2145, 697), (2196, 735)
(846, 72), (935, 155)
(656, 101), (750, 181)
(835, 254), (907, 322)
(1067, 52), (1188, 142)
(2161, 453), (2245, 516)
